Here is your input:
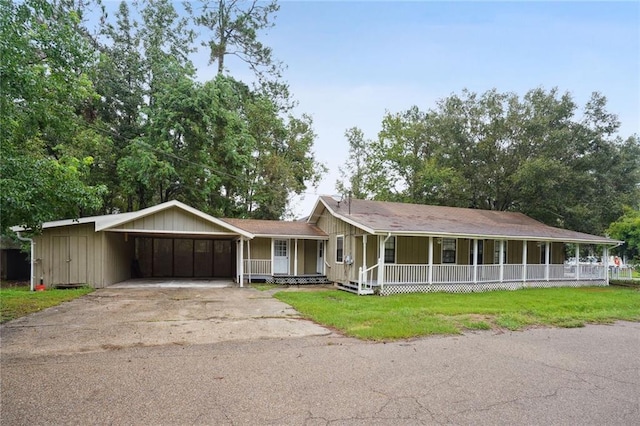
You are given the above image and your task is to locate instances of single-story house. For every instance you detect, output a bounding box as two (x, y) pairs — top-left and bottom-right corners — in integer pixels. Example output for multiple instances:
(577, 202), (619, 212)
(12, 196), (621, 294)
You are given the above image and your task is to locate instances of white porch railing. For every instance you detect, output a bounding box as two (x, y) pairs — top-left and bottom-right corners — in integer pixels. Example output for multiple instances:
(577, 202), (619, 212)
(609, 267), (634, 280)
(244, 259), (272, 275)
(378, 263), (607, 285)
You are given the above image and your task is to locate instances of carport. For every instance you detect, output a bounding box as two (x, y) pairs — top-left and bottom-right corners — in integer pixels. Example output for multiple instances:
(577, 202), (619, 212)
(13, 201), (253, 288)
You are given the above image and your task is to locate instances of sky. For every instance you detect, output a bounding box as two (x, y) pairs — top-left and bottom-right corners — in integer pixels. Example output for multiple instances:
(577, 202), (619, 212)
(230, 0), (640, 218)
(102, 0), (640, 218)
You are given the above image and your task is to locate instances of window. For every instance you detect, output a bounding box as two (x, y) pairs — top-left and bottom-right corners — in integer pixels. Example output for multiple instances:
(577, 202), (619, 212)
(336, 235), (344, 263)
(493, 240), (507, 264)
(442, 238), (456, 264)
(384, 237), (396, 264)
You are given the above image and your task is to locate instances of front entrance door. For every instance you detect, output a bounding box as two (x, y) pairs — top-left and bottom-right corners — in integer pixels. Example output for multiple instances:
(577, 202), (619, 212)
(317, 241), (324, 274)
(273, 239), (289, 274)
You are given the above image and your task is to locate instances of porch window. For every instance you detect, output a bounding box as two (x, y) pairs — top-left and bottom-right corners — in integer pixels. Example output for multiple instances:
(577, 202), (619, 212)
(493, 240), (507, 264)
(336, 235), (344, 263)
(442, 238), (456, 264)
(384, 236), (396, 264)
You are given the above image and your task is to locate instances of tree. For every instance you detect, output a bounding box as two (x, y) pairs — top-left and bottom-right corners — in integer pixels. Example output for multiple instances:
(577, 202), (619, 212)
(336, 127), (373, 199)
(607, 207), (640, 264)
(0, 0), (105, 233)
(195, 0), (281, 79)
(358, 88), (640, 235)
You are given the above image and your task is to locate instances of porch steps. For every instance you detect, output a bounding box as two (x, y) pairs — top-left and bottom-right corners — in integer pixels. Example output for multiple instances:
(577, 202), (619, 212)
(337, 281), (375, 295)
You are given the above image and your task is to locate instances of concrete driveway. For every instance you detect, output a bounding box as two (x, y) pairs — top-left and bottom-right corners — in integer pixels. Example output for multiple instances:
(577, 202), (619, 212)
(0, 284), (332, 357)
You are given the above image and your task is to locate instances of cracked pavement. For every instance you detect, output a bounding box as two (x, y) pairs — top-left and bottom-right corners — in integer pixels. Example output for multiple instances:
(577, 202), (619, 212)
(1, 287), (639, 425)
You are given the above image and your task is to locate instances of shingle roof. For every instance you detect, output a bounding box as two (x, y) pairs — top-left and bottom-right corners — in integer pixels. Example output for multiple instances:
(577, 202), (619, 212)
(315, 196), (618, 244)
(221, 218), (327, 239)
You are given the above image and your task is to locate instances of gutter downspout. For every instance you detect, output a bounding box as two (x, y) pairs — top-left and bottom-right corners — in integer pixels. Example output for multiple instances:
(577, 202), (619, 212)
(15, 231), (35, 292)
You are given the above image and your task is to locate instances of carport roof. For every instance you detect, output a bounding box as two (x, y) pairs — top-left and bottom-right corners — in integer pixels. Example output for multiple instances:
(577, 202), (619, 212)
(221, 218), (327, 239)
(11, 200), (254, 238)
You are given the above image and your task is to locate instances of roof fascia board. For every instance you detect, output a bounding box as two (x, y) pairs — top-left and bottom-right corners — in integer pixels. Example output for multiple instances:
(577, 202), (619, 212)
(370, 230), (619, 245)
(97, 200), (254, 238)
(104, 229), (242, 237)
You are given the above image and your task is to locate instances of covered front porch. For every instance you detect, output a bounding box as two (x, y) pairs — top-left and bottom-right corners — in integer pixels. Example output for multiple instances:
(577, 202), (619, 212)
(235, 236), (330, 285)
(348, 235), (614, 295)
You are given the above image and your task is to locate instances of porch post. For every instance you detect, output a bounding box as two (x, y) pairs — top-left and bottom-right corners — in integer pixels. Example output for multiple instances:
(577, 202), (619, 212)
(270, 239), (275, 276)
(603, 246), (609, 284)
(545, 241), (550, 281)
(499, 240), (504, 282)
(294, 238), (298, 276)
(362, 235), (367, 272)
(522, 240), (528, 283)
(247, 239), (252, 284)
(379, 235), (387, 291)
(428, 236), (433, 285)
(473, 239), (478, 283)
(239, 238), (244, 287)
(576, 243), (580, 281)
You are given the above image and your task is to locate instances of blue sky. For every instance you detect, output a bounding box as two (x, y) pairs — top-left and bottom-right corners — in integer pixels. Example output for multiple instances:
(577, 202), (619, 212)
(233, 0), (639, 217)
(101, 1), (640, 217)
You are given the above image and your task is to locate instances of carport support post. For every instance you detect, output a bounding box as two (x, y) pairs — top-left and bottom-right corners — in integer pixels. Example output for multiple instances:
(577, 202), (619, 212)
(247, 239), (251, 283)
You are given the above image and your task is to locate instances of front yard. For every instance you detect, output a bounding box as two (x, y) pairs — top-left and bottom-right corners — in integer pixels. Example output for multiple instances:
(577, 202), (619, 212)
(275, 287), (640, 340)
(0, 285), (93, 323)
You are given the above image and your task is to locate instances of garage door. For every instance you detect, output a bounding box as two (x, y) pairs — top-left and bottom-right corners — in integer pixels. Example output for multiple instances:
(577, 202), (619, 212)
(135, 237), (233, 278)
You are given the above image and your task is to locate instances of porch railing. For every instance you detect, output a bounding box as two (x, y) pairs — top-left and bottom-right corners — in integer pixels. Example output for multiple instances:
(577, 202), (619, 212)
(244, 259), (272, 275)
(609, 267), (633, 280)
(380, 263), (606, 285)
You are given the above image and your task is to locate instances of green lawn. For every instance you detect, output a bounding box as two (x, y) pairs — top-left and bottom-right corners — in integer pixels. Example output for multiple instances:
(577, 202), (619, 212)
(275, 287), (640, 340)
(0, 286), (93, 323)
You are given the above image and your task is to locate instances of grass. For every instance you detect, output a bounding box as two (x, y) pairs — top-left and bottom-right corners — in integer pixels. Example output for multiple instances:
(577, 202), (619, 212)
(0, 285), (93, 323)
(274, 287), (640, 341)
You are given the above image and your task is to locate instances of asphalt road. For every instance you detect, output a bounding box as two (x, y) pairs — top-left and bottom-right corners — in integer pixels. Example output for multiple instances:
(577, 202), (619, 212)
(1, 287), (639, 425)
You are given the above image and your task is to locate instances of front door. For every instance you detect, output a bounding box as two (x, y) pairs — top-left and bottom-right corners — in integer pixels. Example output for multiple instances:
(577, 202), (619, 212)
(273, 239), (289, 274)
(317, 241), (324, 274)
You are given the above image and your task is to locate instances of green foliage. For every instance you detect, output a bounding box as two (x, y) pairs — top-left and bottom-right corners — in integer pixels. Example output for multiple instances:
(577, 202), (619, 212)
(275, 287), (640, 340)
(348, 88), (639, 236)
(2, 0), (324, 233)
(0, 0), (106, 233)
(607, 207), (640, 263)
(0, 285), (93, 323)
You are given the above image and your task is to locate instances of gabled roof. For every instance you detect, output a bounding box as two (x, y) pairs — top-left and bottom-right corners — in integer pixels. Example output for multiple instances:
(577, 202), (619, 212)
(11, 200), (254, 238)
(221, 218), (327, 239)
(310, 196), (620, 245)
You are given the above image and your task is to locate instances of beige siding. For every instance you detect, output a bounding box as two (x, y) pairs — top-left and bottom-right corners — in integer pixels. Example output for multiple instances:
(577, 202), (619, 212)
(112, 207), (234, 234)
(397, 236), (429, 264)
(315, 210), (359, 283)
(245, 238), (271, 259)
(102, 232), (134, 287)
(34, 224), (102, 288)
(303, 240), (317, 274)
(552, 242), (564, 264)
